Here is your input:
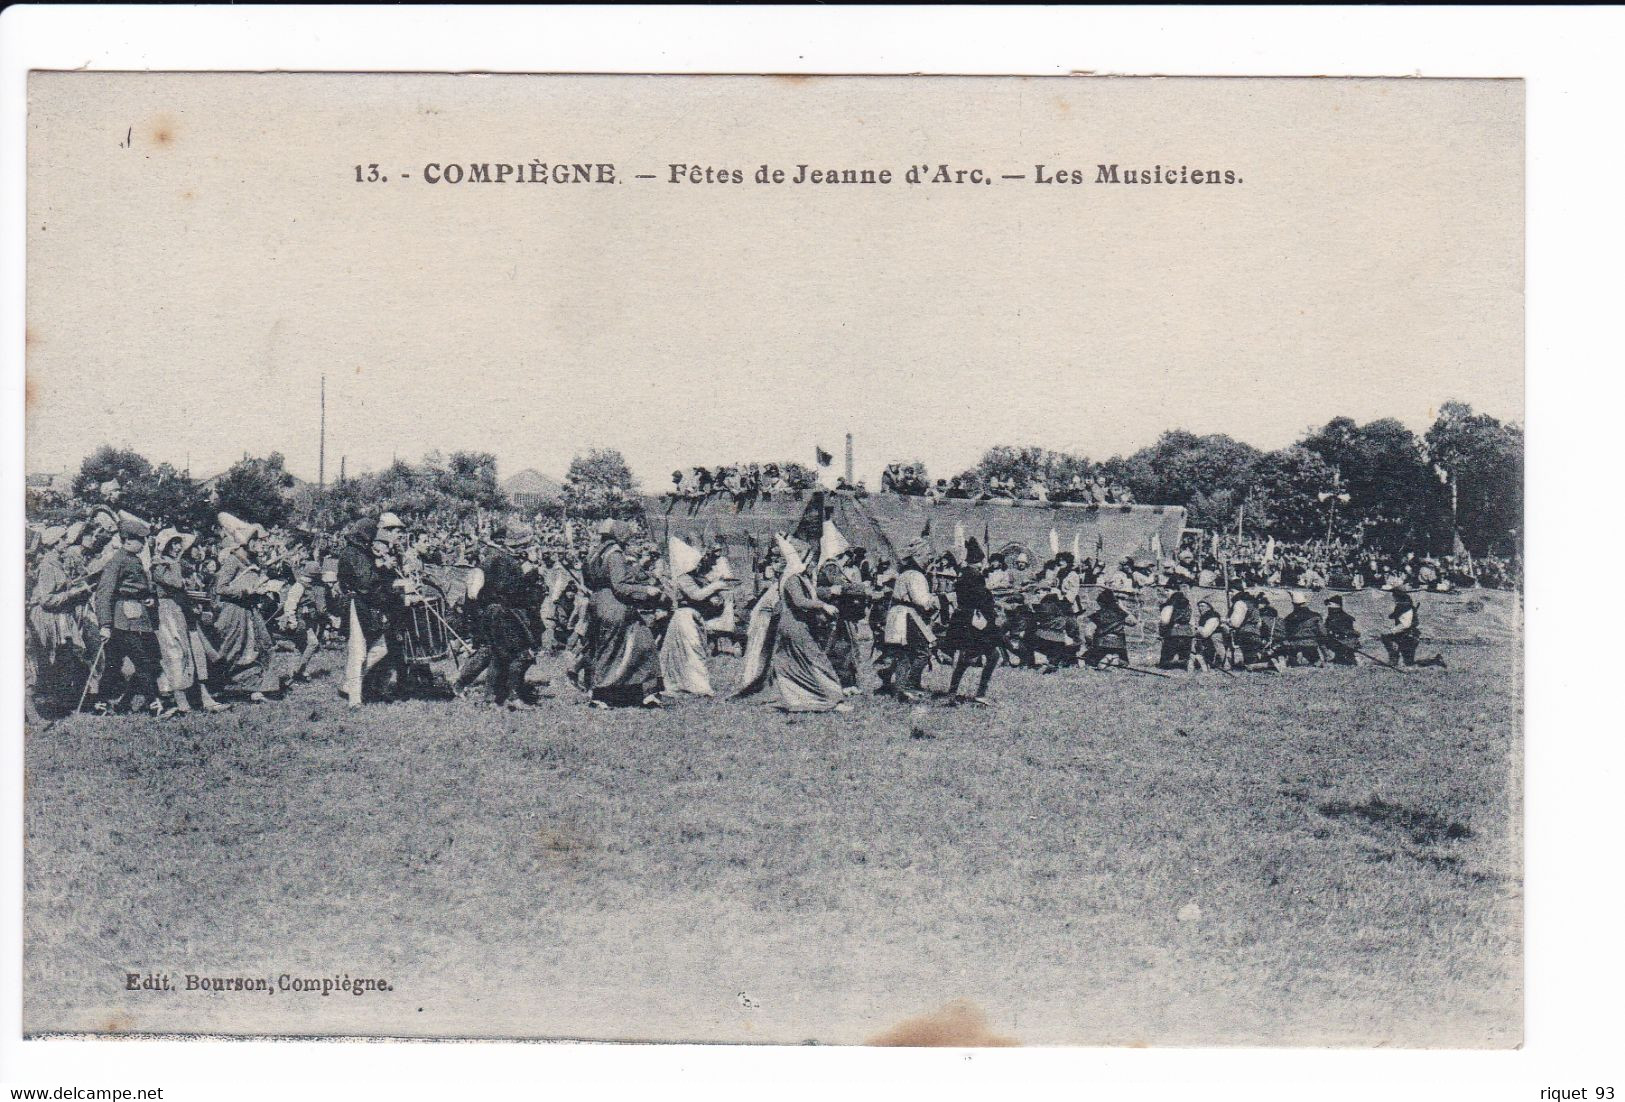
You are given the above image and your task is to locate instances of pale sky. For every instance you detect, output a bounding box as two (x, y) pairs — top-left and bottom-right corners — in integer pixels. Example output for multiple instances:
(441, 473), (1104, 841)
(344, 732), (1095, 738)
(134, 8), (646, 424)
(27, 74), (1522, 489)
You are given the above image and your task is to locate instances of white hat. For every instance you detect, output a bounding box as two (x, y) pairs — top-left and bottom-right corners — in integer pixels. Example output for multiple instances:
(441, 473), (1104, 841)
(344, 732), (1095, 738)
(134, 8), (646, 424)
(668, 535), (702, 578)
(378, 511), (405, 530)
(155, 527), (197, 555)
(217, 511), (265, 547)
(1290, 590), (1309, 606)
(775, 533), (807, 577)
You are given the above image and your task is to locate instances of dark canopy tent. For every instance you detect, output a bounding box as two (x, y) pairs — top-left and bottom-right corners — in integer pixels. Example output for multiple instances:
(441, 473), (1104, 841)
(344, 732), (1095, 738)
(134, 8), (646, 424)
(641, 491), (1187, 597)
(861, 495), (1188, 572)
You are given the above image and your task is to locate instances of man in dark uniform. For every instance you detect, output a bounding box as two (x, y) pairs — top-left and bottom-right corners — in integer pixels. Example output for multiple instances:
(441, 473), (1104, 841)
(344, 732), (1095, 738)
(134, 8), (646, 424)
(1322, 595), (1360, 665)
(1381, 583), (1447, 668)
(1084, 587), (1135, 668)
(1157, 583), (1195, 669)
(1274, 591), (1326, 667)
(338, 516), (405, 706)
(1193, 598), (1225, 671)
(480, 524), (541, 708)
(943, 539), (1001, 705)
(1256, 589), (1281, 656)
(1227, 580), (1271, 671)
(93, 517), (165, 715)
(1027, 566), (1079, 670)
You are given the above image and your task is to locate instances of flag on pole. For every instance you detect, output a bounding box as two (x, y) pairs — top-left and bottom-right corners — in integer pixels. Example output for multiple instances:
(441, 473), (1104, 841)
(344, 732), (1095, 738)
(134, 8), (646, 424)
(815, 446), (833, 467)
(819, 520), (850, 566)
(1049, 528), (1060, 556)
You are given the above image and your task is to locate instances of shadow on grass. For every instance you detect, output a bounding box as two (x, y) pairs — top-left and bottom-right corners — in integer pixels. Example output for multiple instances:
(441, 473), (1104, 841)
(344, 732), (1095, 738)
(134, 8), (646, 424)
(1315, 796), (1472, 847)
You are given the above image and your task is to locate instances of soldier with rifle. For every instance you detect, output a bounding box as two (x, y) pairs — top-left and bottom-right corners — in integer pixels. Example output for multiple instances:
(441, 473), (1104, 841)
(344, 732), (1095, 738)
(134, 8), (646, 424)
(1321, 595), (1360, 665)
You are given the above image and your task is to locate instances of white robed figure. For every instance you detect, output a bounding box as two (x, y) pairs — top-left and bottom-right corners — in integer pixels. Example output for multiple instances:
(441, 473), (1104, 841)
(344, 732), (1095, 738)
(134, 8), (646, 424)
(761, 534), (848, 713)
(658, 536), (733, 697)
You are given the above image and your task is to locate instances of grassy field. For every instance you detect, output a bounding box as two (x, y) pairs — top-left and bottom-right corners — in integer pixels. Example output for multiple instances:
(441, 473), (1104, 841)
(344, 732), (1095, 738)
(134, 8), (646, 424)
(23, 588), (1522, 1046)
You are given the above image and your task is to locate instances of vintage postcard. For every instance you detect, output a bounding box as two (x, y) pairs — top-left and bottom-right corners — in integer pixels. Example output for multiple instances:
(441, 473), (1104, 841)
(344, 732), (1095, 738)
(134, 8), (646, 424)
(22, 73), (1522, 1046)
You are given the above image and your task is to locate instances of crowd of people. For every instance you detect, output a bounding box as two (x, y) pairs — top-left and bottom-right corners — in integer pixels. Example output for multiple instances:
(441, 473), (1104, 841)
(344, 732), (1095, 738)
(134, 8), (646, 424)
(1187, 535), (1521, 593)
(880, 464), (1138, 504)
(26, 486), (1467, 724)
(666, 463), (824, 502)
(659, 460), (1145, 504)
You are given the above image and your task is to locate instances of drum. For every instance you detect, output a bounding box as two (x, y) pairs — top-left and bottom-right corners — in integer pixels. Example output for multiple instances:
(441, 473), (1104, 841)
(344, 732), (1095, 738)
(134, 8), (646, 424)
(398, 592), (453, 664)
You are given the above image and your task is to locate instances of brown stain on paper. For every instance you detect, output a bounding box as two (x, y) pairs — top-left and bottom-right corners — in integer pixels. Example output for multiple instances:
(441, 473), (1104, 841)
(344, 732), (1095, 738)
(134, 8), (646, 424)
(865, 1000), (1020, 1047)
(151, 118), (178, 147)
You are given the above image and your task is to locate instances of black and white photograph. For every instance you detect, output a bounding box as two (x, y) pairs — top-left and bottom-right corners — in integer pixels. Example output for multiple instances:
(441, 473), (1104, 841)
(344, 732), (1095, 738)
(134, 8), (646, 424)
(15, 69), (1527, 1051)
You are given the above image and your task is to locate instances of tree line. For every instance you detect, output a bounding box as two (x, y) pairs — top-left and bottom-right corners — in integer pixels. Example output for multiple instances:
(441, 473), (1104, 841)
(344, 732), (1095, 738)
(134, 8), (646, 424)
(934, 402), (1521, 555)
(35, 401), (1519, 556)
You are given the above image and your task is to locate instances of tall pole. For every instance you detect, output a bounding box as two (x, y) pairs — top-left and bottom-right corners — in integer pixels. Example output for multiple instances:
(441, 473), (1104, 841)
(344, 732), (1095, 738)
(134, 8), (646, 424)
(318, 374), (327, 489)
(1450, 468), (1461, 555)
(844, 433), (854, 485)
(340, 455), (346, 484)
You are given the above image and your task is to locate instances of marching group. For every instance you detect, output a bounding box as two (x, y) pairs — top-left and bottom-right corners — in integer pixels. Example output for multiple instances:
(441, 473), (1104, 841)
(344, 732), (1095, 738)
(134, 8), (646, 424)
(25, 496), (1451, 724)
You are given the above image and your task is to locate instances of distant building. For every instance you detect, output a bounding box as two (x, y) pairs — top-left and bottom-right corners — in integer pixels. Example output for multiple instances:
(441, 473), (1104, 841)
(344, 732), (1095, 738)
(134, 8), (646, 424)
(25, 471), (75, 494)
(503, 468), (565, 510)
